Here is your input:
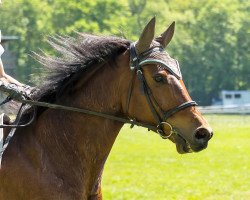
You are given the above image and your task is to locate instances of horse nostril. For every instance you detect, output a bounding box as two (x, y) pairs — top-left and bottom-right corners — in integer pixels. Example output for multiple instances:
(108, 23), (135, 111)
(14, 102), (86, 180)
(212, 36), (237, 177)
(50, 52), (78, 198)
(194, 128), (212, 143)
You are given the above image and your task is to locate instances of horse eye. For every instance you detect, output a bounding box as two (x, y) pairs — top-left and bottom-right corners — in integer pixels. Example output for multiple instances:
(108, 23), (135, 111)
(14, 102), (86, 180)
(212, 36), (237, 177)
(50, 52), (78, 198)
(154, 74), (164, 83)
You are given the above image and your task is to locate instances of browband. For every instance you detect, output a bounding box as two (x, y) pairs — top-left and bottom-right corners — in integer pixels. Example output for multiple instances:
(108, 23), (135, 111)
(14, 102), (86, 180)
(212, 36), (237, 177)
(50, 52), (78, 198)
(129, 42), (182, 79)
(139, 59), (182, 79)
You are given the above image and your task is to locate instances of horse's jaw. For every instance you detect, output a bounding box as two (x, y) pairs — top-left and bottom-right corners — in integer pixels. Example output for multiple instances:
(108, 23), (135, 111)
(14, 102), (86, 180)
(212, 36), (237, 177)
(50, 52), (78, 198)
(172, 133), (209, 154)
(174, 134), (193, 154)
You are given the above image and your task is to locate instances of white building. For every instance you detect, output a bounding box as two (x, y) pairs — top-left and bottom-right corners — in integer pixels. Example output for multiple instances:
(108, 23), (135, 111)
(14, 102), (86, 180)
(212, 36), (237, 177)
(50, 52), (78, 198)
(221, 90), (250, 106)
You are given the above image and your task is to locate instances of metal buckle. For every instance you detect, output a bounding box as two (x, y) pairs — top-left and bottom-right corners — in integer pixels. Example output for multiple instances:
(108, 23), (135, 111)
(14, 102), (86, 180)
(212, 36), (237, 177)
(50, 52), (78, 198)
(157, 122), (174, 139)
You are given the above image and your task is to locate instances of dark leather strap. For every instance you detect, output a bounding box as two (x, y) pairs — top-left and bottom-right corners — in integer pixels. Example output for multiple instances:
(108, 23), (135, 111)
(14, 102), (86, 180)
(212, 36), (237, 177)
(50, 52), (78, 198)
(137, 69), (162, 126)
(164, 101), (198, 120)
(130, 43), (140, 70)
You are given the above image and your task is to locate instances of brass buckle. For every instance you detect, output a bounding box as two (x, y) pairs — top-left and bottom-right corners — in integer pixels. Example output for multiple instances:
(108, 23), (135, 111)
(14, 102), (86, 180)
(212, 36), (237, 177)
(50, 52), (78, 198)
(157, 122), (174, 139)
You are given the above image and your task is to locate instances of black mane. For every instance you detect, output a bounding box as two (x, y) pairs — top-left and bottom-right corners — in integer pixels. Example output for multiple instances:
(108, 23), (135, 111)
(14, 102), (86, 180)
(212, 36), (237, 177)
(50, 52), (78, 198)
(32, 34), (130, 103)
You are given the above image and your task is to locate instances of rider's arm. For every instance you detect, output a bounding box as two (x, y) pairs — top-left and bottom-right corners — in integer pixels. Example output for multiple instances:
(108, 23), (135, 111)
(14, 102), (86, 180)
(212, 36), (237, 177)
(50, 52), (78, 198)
(0, 42), (5, 77)
(0, 58), (23, 86)
(0, 42), (23, 87)
(0, 58), (5, 77)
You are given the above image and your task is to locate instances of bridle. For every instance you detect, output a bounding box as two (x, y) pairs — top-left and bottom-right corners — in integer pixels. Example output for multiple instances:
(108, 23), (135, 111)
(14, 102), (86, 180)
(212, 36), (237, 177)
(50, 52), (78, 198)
(126, 42), (197, 139)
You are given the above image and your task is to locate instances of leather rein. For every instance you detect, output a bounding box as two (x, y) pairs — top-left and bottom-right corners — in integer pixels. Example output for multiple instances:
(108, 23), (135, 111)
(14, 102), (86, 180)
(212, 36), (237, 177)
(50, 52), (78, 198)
(0, 43), (197, 139)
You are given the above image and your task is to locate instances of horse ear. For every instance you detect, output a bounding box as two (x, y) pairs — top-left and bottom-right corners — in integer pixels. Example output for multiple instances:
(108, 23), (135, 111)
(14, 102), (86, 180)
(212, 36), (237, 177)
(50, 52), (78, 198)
(155, 21), (175, 48)
(135, 17), (156, 54)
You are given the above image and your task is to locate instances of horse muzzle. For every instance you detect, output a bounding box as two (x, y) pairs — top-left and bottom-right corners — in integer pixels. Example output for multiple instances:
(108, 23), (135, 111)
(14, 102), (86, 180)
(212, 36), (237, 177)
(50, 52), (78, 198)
(168, 127), (213, 154)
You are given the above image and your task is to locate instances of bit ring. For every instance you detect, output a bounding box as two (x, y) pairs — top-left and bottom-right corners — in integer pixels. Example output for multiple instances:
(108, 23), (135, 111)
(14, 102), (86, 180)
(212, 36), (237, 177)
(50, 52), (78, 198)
(157, 122), (174, 139)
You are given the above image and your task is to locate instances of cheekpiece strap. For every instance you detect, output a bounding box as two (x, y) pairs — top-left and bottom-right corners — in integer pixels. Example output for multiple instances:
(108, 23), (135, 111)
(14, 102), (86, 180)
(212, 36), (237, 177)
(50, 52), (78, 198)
(129, 43), (140, 71)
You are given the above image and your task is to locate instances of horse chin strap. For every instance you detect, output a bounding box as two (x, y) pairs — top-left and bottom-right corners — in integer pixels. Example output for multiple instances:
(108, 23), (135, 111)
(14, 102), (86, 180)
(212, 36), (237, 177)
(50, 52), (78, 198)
(127, 42), (197, 139)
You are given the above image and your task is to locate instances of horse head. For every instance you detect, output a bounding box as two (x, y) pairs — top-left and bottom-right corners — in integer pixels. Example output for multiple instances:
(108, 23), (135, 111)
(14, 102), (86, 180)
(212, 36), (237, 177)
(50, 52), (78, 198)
(122, 17), (213, 153)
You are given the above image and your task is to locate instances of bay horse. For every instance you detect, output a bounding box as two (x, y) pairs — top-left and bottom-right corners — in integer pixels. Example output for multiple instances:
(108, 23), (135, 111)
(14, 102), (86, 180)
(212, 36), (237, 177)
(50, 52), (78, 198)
(0, 17), (213, 200)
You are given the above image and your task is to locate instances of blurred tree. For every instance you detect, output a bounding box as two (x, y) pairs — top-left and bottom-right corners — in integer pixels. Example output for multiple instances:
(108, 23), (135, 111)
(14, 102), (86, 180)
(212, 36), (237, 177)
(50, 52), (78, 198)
(0, 0), (249, 105)
(156, 0), (250, 105)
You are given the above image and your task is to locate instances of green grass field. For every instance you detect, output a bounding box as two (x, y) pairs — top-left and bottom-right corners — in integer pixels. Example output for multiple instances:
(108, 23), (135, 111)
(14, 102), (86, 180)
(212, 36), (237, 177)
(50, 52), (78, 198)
(102, 115), (250, 200)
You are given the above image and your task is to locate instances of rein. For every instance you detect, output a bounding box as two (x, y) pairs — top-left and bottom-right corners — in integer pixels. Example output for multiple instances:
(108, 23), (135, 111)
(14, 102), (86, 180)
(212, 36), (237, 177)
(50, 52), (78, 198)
(0, 98), (158, 132)
(0, 42), (197, 160)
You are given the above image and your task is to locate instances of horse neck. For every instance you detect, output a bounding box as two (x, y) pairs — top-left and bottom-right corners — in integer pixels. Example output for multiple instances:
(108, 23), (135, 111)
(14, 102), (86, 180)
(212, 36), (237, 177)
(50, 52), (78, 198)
(31, 60), (130, 193)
